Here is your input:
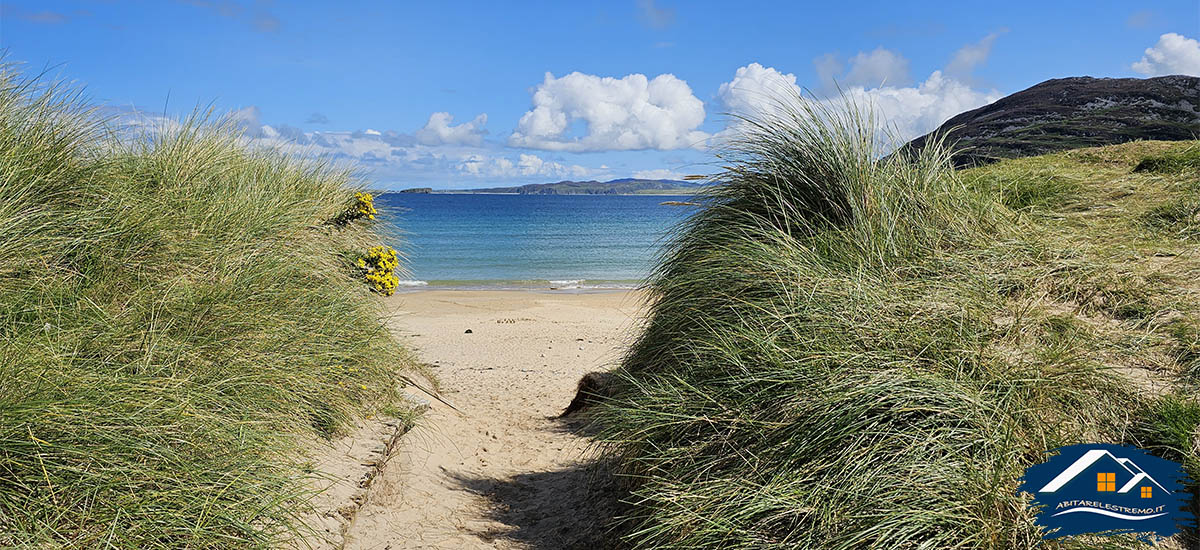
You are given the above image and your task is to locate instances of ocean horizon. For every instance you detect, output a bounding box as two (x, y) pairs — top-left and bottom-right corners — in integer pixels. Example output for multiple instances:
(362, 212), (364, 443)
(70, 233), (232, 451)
(376, 193), (698, 290)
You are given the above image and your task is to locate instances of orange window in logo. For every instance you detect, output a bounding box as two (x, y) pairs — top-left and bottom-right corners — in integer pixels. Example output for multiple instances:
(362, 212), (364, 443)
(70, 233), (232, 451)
(1097, 472), (1116, 492)
(1141, 486), (1152, 498)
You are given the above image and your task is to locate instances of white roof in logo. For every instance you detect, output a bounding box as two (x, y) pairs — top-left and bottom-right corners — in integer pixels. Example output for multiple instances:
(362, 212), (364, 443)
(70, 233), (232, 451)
(1038, 449), (1171, 494)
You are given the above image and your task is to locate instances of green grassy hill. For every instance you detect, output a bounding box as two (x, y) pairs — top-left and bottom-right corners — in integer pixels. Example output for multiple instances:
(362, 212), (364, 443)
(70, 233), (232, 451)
(0, 67), (418, 548)
(596, 96), (1199, 548)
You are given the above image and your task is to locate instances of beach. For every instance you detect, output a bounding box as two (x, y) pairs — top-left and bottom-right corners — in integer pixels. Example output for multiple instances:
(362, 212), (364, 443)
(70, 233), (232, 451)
(342, 290), (646, 549)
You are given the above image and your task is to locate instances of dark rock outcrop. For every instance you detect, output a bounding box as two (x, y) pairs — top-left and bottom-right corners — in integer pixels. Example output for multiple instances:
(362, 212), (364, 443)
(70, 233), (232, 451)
(905, 75), (1200, 167)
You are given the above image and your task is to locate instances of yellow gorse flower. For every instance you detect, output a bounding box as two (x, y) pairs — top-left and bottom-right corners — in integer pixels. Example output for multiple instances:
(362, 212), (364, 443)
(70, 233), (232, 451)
(358, 245), (400, 296)
(334, 191), (379, 225)
(354, 191), (378, 221)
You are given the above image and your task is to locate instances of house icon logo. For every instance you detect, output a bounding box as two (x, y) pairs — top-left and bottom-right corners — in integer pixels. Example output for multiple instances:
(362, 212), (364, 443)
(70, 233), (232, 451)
(1018, 443), (1193, 540)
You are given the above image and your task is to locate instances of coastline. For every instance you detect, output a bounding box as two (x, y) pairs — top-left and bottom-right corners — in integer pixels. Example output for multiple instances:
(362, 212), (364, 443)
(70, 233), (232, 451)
(394, 279), (643, 292)
(421, 192), (700, 196)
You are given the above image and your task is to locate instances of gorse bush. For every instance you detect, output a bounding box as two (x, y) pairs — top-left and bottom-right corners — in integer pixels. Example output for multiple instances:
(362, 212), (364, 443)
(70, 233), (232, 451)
(359, 244), (401, 296)
(356, 191), (379, 220)
(596, 92), (1193, 548)
(334, 190), (378, 225)
(0, 65), (415, 548)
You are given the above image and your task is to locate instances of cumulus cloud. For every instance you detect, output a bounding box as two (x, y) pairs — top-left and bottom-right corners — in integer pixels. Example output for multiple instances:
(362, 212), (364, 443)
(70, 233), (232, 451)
(810, 48), (912, 93)
(718, 62), (1000, 144)
(843, 47), (912, 88)
(717, 63), (802, 116)
(509, 71), (708, 152)
(841, 71), (1001, 142)
(111, 103), (605, 186)
(637, 0), (675, 29)
(813, 53), (844, 93)
(228, 105), (265, 137)
(945, 30), (1006, 78)
(195, 106), (609, 184)
(457, 153), (596, 179)
(1132, 33), (1200, 76)
(415, 112), (488, 146)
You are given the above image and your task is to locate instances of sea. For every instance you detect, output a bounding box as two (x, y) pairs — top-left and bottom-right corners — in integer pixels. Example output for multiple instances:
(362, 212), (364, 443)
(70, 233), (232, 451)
(376, 193), (698, 290)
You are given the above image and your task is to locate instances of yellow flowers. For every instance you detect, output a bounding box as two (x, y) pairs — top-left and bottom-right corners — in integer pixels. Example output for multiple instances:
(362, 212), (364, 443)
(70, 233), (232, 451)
(355, 191), (377, 220)
(359, 245), (400, 296)
(334, 190), (379, 225)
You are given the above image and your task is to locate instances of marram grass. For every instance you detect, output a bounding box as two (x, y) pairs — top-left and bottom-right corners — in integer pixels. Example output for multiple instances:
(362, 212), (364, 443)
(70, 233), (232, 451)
(0, 65), (417, 548)
(596, 91), (1199, 548)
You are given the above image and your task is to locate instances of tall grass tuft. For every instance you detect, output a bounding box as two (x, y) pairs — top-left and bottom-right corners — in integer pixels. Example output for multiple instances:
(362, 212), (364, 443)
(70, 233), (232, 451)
(595, 92), (1156, 548)
(0, 65), (416, 548)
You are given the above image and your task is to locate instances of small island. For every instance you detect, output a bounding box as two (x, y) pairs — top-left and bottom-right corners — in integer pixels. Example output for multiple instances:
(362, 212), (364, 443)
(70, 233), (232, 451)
(399, 187), (433, 194)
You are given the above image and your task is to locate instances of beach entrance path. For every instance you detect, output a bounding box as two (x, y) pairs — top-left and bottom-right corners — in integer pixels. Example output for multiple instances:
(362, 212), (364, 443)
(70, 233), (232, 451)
(342, 290), (644, 549)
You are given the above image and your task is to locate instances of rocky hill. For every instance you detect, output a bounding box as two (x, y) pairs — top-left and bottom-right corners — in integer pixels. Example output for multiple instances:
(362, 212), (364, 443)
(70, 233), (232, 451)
(905, 75), (1200, 166)
(460, 177), (705, 195)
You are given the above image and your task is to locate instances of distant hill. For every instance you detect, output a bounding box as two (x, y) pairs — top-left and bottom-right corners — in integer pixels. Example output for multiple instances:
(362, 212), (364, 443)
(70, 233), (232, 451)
(905, 75), (1200, 167)
(457, 178), (706, 195)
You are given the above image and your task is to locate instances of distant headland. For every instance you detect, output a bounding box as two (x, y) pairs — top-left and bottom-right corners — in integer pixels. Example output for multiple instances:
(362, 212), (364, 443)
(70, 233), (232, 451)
(444, 178), (708, 195)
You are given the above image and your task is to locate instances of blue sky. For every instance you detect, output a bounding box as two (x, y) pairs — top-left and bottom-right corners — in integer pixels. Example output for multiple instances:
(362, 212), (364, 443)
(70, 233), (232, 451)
(2, 1), (1198, 189)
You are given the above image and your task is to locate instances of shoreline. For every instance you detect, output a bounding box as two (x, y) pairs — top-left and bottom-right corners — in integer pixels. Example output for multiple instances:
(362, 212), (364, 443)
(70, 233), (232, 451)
(394, 279), (644, 293)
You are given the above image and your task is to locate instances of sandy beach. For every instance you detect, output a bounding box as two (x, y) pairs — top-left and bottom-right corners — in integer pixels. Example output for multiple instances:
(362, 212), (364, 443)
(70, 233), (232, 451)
(342, 289), (646, 549)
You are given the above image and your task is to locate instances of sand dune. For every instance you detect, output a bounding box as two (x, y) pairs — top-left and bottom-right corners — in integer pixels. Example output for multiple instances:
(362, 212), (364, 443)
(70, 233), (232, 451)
(341, 290), (644, 549)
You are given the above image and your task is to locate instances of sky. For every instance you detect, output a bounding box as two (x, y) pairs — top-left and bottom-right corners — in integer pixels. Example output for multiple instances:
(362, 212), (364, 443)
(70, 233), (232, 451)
(1, 1), (1199, 190)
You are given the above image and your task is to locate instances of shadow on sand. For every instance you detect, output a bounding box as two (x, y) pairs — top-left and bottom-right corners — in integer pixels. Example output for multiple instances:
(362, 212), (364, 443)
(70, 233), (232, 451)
(444, 416), (626, 550)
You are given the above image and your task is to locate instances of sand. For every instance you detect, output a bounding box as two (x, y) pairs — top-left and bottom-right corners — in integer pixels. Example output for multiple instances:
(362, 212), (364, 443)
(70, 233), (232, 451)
(341, 289), (646, 550)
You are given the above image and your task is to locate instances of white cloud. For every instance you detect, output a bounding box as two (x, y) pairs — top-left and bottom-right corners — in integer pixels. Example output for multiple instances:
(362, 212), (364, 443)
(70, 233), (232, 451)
(721, 36), (1008, 143)
(1132, 33), (1200, 76)
(717, 63), (802, 118)
(841, 70), (1001, 142)
(457, 153), (596, 179)
(843, 47), (912, 88)
(809, 48), (912, 93)
(813, 53), (844, 93)
(632, 168), (684, 180)
(945, 30), (1006, 78)
(107, 105), (624, 186)
(415, 112), (488, 146)
(509, 71), (709, 152)
(718, 62), (1001, 143)
(228, 105), (265, 137)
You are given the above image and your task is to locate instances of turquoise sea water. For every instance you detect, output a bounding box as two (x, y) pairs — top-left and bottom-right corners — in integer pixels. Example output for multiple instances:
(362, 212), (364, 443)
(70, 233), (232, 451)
(376, 193), (697, 289)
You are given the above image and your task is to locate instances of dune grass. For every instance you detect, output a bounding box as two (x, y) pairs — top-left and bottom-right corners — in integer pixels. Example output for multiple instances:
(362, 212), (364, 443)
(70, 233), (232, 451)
(1133, 145), (1200, 174)
(0, 66), (417, 548)
(596, 92), (1199, 548)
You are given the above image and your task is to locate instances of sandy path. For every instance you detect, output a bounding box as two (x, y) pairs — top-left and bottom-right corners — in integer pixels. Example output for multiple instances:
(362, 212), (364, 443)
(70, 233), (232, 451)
(342, 290), (644, 550)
